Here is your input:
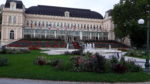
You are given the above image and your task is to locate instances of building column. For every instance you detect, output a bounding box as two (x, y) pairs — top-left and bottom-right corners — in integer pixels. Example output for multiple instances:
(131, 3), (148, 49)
(33, 30), (35, 38)
(108, 32), (112, 40)
(6, 28), (8, 40)
(45, 31), (47, 38)
(98, 33), (100, 40)
(54, 31), (57, 38)
(90, 32), (92, 39)
(80, 31), (83, 40)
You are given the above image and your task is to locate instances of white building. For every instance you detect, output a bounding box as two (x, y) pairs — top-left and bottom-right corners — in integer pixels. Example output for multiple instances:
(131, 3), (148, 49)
(1, 0), (115, 46)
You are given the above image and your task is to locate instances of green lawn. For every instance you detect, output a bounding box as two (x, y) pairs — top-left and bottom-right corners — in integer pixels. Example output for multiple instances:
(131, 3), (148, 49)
(0, 50), (150, 82)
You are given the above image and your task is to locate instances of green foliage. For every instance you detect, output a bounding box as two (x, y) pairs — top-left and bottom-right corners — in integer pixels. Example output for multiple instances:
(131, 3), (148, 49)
(34, 56), (47, 65)
(109, 56), (143, 73)
(0, 7), (2, 25)
(112, 0), (150, 48)
(125, 50), (145, 58)
(70, 53), (142, 73)
(0, 48), (30, 54)
(0, 50), (149, 82)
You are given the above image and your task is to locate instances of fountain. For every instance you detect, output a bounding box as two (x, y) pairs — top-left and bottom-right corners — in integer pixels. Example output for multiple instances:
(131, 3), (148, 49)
(42, 42), (124, 57)
(83, 43), (124, 58)
(84, 43), (93, 50)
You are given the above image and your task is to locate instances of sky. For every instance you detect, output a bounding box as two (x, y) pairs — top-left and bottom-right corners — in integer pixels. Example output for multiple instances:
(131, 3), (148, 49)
(0, 0), (120, 16)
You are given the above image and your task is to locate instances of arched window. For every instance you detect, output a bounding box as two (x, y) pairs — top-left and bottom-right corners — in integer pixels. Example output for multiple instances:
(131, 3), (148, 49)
(10, 30), (14, 40)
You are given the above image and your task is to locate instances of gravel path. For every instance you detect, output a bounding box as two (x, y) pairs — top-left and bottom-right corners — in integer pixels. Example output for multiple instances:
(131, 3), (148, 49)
(0, 78), (150, 84)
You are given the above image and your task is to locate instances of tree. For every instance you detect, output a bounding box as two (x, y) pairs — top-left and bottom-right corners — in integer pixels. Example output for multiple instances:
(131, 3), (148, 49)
(112, 0), (150, 48)
(0, 6), (2, 24)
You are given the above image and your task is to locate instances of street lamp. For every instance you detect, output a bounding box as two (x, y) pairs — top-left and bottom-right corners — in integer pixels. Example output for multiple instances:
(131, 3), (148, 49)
(138, 16), (150, 72)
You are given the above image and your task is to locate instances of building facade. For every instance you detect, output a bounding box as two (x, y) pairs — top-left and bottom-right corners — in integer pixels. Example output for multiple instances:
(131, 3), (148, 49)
(1, 0), (115, 46)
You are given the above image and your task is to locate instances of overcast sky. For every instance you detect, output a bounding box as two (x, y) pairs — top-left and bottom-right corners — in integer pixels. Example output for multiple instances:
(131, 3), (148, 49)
(0, 0), (120, 16)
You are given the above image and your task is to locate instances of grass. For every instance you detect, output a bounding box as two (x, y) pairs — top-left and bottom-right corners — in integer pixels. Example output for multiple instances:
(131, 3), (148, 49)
(0, 50), (150, 82)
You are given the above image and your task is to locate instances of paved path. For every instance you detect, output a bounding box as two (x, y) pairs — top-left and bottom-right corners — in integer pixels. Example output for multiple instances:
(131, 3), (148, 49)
(0, 78), (150, 84)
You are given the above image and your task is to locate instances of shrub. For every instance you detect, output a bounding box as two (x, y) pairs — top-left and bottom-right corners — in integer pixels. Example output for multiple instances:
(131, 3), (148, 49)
(0, 56), (8, 66)
(118, 48), (128, 52)
(125, 60), (143, 72)
(34, 56), (47, 65)
(0, 48), (7, 54)
(70, 53), (107, 72)
(64, 51), (71, 55)
(70, 56), (81, 72)
(94, 53), (106, 72)
(0, 48), (30, 54)
(110, 56), (119, 71)
(71, 51), (81, 55)
(83, 52), (92, 57)
(29, 46), (40, 50)
(49, 59), (65, 70)
(110, 56), (142, 73)
(125, 50), (145, 58)
(50, 59), (61, 67)
(20, 49), (30, 53)
(114, 64), (127, 73)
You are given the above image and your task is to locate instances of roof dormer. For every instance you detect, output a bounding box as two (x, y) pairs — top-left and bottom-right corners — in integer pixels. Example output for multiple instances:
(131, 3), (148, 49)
(10, 1), (16, 10)
(5, 0), (24, 9)
(64, 11), (70, 17)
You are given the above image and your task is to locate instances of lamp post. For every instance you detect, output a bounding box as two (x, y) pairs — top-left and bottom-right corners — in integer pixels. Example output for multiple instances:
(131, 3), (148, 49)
(138, 15), (150, 71)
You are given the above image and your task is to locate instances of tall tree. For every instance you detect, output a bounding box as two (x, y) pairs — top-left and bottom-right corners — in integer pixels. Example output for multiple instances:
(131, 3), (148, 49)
(0, 7), (2, 24)
(112, 0), (150, 48)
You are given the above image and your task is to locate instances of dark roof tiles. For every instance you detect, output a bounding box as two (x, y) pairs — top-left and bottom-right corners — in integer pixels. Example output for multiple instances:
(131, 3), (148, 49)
(25, 5), (103, 19)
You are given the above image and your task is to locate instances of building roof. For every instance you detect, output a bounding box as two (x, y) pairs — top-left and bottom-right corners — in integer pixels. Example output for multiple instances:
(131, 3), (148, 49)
(106, 9), (112, 16)
(25, 5), (103, 19)
(5, 0), (24, 9)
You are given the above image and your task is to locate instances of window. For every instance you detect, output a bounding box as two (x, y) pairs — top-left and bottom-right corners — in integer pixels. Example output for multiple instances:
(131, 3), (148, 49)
(38, 21), (41, 27)
(10, 30), (14, 40)
(8, 16), (12, 23)
(26, 21), (29, 26)
(42, 21), (45, 27)
(31, 21), (33, 28)
(13, 16), (16, 24)
(35, 21), (37, 27)
(46, 22), (49, 27)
